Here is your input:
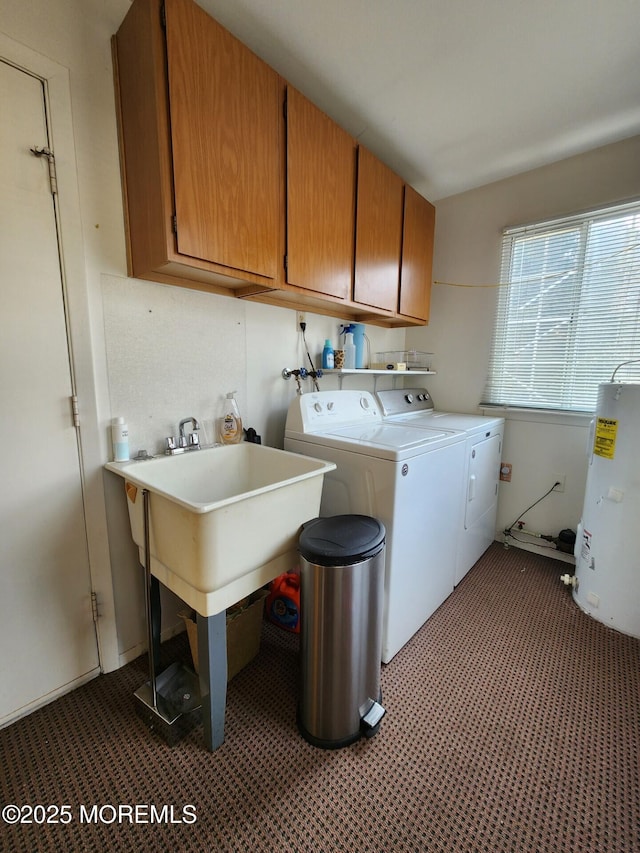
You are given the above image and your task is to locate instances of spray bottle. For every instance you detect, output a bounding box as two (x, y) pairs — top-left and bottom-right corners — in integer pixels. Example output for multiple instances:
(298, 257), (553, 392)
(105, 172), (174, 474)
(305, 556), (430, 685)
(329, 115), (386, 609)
(341, 323), (365, 368)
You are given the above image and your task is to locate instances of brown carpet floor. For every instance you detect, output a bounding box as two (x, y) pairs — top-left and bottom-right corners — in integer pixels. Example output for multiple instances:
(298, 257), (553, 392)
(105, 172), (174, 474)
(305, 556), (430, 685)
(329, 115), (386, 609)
(1, 543), (639, 852)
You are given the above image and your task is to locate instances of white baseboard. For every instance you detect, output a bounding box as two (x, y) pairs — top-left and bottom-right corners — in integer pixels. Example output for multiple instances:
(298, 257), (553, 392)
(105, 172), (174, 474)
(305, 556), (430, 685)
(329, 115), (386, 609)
(118, 620), (187, 668)
(0, 668), (100, 731)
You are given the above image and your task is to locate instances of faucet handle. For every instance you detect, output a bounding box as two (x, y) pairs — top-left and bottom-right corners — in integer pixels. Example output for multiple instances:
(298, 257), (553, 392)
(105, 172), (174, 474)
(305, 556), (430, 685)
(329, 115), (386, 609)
(166, 436), (177, 451)
(188, 431), (200, 448)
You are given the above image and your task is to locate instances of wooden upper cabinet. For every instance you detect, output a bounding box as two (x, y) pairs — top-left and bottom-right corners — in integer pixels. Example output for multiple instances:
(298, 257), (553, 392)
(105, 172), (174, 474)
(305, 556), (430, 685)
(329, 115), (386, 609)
(113, 0), (434, 325)
(286, 87), (356, 300)
(114, 0), (282, 289)
(399, 186), (435, 322)
(166, 0), (280, 278)
(354, 146), (404, 313)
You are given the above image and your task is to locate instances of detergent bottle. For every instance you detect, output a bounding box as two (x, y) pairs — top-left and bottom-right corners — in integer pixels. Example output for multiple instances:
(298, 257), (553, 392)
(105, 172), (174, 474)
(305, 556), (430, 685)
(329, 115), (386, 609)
(322, 339), (335, 369)
(266, 573), (300, 633)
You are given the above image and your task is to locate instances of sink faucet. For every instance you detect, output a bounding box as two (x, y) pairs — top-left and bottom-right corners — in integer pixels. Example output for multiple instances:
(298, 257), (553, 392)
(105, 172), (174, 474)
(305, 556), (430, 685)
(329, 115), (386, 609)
(166, 417), (201, 454)
(179, 416), (200, 439)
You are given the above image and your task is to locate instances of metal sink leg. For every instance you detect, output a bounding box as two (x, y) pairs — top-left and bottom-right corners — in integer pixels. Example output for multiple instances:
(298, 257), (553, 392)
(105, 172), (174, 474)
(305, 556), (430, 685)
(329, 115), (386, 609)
(197, 611), (228, 750)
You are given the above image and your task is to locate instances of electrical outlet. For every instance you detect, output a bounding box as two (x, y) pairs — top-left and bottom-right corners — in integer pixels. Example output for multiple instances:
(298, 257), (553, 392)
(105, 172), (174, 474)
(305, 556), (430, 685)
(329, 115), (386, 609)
(296, 311), (306, 330)
(552, 473), (566, 493)
(499, 463), (512, 482)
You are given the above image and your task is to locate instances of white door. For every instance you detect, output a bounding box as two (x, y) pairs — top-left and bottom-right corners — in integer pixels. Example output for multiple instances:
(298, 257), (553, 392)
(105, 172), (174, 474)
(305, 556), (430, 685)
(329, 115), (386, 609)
(465, 434), (502, 529)
(0, 59), (100, 726)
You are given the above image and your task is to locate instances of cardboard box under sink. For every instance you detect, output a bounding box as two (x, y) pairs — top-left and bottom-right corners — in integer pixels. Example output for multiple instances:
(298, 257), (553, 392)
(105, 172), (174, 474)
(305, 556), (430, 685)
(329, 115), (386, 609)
(179, 589), (268, 681)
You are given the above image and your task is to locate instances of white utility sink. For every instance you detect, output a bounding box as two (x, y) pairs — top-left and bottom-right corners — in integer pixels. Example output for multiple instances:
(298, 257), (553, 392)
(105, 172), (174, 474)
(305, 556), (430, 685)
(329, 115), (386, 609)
(105, 443), (335, 615)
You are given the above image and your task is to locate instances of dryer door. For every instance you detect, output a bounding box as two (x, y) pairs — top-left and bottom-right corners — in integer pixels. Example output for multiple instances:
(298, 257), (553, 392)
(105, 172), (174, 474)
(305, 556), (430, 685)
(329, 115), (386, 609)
(465, 434), (501, 529)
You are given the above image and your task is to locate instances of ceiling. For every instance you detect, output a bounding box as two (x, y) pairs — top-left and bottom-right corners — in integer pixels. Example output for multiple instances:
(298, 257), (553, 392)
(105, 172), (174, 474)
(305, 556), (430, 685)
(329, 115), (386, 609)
(198, 0), (640, 201)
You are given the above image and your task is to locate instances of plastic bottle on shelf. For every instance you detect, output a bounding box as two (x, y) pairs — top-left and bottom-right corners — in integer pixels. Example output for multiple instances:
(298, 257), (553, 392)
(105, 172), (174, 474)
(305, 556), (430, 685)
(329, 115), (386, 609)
(322, 339), (335, 369)
(218, 392), (243, 444)
(344, 332), (356, 369)
(111, 417), (129, 461)
(352, 323), (366, 368)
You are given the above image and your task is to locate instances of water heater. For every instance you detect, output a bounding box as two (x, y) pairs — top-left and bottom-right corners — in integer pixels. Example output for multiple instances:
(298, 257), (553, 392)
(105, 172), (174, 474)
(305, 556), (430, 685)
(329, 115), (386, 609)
(573, 382), (640, 638)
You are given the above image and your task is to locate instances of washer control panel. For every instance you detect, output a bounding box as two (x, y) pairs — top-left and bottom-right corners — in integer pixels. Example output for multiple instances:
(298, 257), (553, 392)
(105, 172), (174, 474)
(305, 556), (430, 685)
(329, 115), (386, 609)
(285, 390), (381, 434)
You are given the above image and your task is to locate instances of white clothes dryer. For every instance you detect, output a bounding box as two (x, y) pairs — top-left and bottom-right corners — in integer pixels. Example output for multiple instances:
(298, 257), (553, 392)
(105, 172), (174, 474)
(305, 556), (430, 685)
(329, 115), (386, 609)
(376, 388), (504, 585)
(285, 389), (467, 663)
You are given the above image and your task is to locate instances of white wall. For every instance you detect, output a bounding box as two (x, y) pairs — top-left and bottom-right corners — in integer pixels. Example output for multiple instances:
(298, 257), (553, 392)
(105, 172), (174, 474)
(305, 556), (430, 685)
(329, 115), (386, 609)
(408, 135), (640, 549)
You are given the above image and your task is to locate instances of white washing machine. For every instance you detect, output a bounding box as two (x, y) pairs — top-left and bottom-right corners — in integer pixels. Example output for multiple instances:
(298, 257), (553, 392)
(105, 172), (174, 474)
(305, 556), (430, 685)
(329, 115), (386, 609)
(285, 389), (467, 663)
(376, 388), (505, 585)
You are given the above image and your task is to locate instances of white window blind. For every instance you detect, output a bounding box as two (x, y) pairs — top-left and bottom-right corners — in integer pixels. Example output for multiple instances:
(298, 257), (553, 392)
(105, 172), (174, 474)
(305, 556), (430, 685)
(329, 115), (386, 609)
(482, 199), (640, 412)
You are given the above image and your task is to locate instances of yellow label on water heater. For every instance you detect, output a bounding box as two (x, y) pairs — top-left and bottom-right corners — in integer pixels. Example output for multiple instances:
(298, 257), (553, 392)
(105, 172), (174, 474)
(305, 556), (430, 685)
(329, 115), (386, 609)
(593, 417), (618, 459)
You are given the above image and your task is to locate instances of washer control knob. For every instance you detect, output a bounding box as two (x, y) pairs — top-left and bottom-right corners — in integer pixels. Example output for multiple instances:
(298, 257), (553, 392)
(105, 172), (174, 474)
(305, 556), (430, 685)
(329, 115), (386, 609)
(405, 393), (414, 404)
(360, 396), (370, 409)
(314, 402), (323, 413)
(327, 401), (335, 411)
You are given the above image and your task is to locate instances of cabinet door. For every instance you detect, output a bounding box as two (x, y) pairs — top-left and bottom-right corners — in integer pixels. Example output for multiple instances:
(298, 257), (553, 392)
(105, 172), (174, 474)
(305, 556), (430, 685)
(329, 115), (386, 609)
(165, 0), (281, 279)
(399, 186), (435, 322)
(354, 146), (404, 312)
(286, 87), (355, 299)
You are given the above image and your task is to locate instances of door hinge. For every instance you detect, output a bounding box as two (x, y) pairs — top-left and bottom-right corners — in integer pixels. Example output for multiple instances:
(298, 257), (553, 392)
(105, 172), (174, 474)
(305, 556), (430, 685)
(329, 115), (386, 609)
(70, 395), (80, 428)
(161, 2), (166, 28)
(284, 253), (288, 273)
(91, 591), (100, 622)
(30, 146), (58, 195)
(283, 97), (287, 120)
(172, 214), (178, 235)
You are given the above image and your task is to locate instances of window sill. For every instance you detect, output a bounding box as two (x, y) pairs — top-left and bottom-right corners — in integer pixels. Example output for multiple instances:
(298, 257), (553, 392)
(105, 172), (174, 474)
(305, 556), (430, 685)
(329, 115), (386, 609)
(479, 405), (593, 427)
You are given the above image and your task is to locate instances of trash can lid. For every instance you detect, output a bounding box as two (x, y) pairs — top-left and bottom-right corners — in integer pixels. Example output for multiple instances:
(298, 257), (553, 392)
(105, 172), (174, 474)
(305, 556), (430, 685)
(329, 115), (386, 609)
(298, 515), (385, 565)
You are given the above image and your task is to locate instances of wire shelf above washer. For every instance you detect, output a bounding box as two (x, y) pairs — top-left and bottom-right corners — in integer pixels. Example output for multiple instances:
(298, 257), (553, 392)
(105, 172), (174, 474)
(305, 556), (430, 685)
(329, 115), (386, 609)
(322, 369), (437, 389)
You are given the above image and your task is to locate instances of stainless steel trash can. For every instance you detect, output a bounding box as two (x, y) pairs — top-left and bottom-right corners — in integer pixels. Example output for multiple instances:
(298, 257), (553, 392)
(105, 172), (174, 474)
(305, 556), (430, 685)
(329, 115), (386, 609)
(297, 514), (386, 748)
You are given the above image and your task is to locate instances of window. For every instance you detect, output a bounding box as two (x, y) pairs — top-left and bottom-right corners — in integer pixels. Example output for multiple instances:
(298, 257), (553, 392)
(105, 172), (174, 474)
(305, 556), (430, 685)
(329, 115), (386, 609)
(483, 199), (640, 412)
